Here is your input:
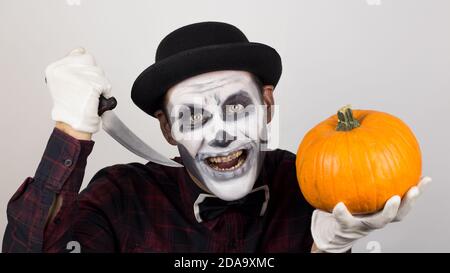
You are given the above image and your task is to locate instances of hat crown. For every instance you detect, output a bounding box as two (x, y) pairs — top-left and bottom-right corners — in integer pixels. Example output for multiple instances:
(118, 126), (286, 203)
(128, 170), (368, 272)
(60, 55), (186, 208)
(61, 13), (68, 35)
(156, 22), (249, 61)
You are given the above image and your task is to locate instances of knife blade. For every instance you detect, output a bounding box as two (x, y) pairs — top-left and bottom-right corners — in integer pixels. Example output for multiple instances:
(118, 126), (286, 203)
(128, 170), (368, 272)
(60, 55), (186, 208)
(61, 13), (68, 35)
(98, 95), (183, 168)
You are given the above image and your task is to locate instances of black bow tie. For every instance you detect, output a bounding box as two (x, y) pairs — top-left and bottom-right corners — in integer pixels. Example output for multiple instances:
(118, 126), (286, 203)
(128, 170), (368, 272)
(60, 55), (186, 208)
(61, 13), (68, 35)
(193, 185), (270, 223)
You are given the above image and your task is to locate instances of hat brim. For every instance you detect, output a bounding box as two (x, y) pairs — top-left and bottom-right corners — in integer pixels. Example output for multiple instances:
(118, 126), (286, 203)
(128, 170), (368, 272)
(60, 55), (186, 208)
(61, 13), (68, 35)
(131, 42), (282, 117)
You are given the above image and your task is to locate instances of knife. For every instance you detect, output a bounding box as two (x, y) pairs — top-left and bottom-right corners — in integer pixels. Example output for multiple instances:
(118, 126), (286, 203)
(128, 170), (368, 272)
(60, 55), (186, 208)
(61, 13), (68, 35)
(98, 95), (183, 168)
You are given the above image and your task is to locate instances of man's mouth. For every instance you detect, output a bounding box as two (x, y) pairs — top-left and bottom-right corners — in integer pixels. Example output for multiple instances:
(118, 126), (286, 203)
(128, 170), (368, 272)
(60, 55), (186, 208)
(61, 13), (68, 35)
(204, 149), (248, 172)
(196, 143), (255, 180)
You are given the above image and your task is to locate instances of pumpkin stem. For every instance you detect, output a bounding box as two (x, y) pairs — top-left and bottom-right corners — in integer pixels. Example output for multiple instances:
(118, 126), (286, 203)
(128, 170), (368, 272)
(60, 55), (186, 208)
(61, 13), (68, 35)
(336, 105), (361, 131)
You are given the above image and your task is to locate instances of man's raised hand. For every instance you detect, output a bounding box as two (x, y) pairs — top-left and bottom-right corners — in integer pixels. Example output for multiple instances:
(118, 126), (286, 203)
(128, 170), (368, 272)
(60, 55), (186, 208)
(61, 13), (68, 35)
(45, 47), (112, 139)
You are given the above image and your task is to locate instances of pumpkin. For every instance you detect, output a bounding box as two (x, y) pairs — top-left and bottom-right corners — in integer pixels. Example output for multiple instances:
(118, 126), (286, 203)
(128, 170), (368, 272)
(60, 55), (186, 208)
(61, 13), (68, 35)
(295, 105), (422, 214)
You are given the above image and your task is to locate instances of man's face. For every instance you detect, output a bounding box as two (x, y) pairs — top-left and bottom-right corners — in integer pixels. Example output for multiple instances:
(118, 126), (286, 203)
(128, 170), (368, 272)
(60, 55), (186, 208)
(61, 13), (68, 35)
(164, 70), (268, 201)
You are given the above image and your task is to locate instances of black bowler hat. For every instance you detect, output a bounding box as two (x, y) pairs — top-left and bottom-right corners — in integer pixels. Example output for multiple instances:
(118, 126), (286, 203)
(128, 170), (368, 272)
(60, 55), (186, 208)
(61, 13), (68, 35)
(131, 21), (282, 117)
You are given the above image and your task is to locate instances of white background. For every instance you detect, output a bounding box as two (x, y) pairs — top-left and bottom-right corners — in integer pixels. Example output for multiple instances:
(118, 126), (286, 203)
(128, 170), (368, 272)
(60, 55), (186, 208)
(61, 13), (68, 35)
(0, 0), (449, 252)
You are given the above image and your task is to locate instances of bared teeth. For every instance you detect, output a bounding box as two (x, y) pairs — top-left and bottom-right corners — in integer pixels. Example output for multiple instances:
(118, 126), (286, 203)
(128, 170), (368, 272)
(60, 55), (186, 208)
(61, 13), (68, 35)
(207, 150), (242, 164)
(209, 156), (245, 171)
(205, 149), (246, 172)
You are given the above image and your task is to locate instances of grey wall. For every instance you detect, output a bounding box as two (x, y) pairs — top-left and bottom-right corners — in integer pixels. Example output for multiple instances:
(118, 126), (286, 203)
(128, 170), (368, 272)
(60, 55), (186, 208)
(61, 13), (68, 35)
(0, 0), (449, 252)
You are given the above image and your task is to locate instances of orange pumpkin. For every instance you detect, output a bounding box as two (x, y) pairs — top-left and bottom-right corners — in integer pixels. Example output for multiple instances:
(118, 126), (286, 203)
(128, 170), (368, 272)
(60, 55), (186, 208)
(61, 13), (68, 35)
(295, 105), (422, 214)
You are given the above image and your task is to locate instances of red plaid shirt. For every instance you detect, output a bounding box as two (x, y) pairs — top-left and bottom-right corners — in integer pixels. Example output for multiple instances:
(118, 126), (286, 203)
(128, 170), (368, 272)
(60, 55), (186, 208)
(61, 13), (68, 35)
(2, 128), (314, 253)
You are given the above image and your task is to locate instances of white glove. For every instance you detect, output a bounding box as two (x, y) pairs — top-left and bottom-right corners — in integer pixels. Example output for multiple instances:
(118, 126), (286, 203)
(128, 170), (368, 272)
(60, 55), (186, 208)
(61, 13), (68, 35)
(45, 47), (112, 133)
(311, 176), (432, 253)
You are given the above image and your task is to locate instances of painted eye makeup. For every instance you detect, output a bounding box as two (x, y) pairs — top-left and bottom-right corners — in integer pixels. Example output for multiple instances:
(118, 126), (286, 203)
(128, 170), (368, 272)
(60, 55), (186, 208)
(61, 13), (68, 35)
(222, 91), (254, 121)
(178, 105), (212, 132)
(226, 104), (245, 113)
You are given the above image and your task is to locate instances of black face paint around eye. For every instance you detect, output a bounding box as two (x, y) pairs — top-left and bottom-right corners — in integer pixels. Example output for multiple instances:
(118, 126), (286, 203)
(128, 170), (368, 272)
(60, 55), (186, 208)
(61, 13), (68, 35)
(176, 105), (212, 132)
(221, 91), (254, 122)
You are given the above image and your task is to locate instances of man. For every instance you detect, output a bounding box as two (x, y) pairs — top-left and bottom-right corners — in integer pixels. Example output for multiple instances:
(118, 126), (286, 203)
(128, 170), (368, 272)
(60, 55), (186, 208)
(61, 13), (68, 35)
(2, 22), (430, 253)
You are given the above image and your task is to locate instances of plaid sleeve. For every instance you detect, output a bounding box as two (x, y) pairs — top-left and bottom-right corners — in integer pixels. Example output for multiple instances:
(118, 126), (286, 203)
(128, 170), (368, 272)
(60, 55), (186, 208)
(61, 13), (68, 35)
(2, 128), (94, 253)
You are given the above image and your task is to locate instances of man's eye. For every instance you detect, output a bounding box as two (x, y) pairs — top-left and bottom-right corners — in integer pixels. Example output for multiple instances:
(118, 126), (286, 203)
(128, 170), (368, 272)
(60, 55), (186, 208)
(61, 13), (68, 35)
(226, 104), (244, 113)
(190, 113), (203, 124)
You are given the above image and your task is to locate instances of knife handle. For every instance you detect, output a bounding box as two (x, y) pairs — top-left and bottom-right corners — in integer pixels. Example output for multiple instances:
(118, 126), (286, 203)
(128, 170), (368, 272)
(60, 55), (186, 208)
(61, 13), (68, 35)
(98, 95), (117, 116)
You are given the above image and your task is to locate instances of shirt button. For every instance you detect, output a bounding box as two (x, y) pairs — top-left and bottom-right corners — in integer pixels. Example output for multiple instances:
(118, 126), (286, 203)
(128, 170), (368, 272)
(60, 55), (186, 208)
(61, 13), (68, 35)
(64, 159), (73, 167)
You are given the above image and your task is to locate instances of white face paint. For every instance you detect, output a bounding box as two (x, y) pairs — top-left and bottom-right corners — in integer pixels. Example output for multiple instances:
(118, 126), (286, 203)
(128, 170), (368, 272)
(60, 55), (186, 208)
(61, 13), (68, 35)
(165, 70), (268, 201)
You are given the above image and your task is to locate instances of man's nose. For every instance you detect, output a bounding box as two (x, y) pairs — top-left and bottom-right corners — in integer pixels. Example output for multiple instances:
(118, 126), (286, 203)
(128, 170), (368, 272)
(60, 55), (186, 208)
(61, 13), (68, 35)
(208, 130), (236, 148)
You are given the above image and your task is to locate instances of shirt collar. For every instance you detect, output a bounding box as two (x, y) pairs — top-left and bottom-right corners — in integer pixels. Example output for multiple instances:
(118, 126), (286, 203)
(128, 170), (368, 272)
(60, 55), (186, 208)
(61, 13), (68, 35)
(173, 156), (270, 230)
